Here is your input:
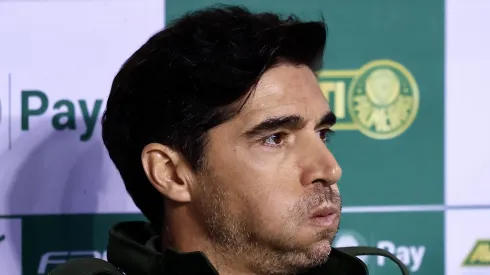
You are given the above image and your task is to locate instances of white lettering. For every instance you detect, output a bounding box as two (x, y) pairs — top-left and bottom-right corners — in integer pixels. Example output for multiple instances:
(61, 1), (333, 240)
(38, 251), (68, 274)
(376, 241), (425, 272)
(37, 250), (107, 274)
(377, 240), (395, 266)
(410, 246), (425, 272)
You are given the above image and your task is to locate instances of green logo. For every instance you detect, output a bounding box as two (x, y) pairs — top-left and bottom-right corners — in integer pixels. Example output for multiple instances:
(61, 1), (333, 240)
(20, 90), (103, 141)
(318, 60), (419, 139)
(334, 229), (369, 263)
(463, 240), (490, 266)
(0, 234), (5, 243)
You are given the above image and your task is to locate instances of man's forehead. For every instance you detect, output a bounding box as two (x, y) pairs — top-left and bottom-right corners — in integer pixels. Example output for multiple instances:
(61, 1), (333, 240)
(238, 65), (330, 120)
(251, 64), (315, 99)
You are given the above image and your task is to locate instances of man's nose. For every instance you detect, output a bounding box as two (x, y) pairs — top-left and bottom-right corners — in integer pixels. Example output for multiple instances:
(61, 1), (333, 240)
(299, 139), (342, 187)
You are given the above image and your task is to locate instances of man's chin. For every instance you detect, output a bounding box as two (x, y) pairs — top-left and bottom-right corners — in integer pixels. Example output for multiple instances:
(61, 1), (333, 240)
(287, 236), (333, 267)
(296, 228), (337, 264)
(286, 239), (332, 272)
(245, 231), (335, 274)
(308, 238), (333, 260)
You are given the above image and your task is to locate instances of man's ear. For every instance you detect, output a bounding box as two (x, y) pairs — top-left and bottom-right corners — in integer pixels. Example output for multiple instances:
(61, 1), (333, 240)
(141, 143), (193, 203)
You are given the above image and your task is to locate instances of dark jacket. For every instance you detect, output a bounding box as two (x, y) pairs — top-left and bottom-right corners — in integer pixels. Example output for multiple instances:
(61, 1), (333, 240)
(106, 221), (369, 275)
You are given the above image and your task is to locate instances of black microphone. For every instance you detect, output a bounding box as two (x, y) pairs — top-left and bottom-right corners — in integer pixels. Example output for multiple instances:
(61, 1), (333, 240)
(337, 246), (410, 275)
(48, 258), (123, 275)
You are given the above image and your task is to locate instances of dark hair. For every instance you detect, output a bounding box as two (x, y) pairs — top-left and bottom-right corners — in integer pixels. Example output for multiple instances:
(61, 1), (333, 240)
(101, 5), (327, 230)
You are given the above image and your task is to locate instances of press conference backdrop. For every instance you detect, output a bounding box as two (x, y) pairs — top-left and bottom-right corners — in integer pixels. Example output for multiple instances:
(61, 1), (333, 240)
(0, 0), (488, 274)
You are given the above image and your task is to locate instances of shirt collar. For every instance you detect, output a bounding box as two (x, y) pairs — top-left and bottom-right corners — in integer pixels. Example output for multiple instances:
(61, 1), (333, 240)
(107, 221), (368, 275)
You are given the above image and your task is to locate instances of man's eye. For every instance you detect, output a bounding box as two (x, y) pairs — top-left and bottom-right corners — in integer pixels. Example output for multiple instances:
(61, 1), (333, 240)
(263, 133), (287, 146)
(318, 129), (335, 143)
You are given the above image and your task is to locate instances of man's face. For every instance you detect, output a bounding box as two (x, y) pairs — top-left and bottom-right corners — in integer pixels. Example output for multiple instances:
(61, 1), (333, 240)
(193, 63), (342, 273)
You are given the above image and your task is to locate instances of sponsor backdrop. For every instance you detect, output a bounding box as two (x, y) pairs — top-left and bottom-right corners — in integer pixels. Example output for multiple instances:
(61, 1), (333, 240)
(0, 0), (488, 274)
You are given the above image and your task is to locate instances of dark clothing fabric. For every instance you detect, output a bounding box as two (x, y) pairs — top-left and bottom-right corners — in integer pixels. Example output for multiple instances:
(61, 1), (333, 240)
(106, 221), (368, 275)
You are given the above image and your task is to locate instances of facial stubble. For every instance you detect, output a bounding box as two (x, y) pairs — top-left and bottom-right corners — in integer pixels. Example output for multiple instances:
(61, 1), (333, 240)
(195, 174), (342, 275)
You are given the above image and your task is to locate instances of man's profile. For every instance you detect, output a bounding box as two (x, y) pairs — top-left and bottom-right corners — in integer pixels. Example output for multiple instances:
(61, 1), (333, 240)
(90, 5), (404, 275)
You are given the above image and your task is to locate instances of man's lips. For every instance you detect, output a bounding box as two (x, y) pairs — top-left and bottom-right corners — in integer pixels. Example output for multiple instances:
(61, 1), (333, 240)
(308, 205), (340, 227)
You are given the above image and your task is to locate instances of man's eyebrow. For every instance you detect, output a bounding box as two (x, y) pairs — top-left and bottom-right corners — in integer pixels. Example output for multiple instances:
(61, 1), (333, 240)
(316, 111), (337, 128)
(242, 111), (336, 138)
(243, 115), (306, 138)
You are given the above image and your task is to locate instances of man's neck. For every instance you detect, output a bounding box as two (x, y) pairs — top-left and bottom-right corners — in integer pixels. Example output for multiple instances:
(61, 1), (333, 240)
(163, 233), (257, 274)
(163, 215), (256, 274)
